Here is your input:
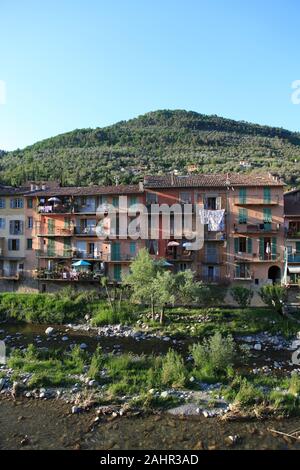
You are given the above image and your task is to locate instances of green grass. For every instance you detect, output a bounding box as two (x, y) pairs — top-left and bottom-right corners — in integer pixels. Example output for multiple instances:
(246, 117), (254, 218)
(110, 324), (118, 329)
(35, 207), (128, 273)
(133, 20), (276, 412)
(90, 301), (138, 326)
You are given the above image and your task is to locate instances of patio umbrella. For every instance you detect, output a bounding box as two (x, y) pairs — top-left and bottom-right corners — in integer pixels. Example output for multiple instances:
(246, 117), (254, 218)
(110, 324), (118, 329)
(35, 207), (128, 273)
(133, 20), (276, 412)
(72, 260), (91, 267)
(167, 241), (180, 247)
(48, 197), (61, 203)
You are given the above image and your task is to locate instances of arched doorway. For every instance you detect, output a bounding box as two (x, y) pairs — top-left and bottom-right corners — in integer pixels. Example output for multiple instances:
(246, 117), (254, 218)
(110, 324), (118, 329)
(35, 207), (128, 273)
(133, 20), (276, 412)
(268, 265), (281, 284)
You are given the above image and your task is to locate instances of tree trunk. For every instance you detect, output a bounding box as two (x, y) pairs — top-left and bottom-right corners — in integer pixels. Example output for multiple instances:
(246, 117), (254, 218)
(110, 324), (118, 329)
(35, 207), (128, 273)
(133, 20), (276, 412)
(160, 307), (165, 324)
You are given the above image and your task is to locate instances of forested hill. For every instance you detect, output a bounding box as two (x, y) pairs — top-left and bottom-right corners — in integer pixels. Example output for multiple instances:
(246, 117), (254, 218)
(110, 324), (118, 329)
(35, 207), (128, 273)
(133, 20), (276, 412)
(1, 109), (300, 187)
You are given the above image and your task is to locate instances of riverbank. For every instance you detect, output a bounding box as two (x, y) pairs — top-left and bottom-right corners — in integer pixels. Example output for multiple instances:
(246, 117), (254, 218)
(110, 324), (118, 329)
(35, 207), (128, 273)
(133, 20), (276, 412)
(1, 397), (300, 450)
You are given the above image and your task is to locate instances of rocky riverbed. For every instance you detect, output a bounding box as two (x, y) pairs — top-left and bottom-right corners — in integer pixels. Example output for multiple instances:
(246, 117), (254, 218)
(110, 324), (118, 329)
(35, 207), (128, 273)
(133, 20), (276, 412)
(1, 397), (300, 450)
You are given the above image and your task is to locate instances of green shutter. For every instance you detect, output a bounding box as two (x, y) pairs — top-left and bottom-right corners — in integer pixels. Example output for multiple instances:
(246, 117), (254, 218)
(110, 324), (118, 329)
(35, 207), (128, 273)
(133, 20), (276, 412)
(113, 264), (122, 282)
(259, 238), (264, 258)
(272, 237), (277, 260)
(111, 242), (121, 261)
(112, 197), (119, 208)
(296, 242), (300, 253)
(129, 196), (137, 206)
(63, 238), (71, 256)
(47, 238), (55, 256)
(239, 187), (247, 204)
(48, 219), (55, 235)
(129, 241), (136, 257)
(235, 264), (240, 278)
(263, 208), (272, 223)
(247, 237), (252, 254)
(238, 208), (247, 224)
(264, 187), (271, 203)
(234, 238), (239, 253)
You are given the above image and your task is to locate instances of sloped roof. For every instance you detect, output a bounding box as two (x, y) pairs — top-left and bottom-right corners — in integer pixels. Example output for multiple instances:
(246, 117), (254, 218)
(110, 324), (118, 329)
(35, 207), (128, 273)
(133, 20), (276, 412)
(144, 173), (284, 188)
(30, 184), (143, 198)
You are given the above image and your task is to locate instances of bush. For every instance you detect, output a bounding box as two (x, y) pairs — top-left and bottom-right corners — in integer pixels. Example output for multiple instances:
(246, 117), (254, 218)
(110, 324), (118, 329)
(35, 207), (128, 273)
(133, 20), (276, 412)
(191, 331), (235, 381)
(91, 302), (137, 326)
(88, 346), (104, 379)
(259, 285), (287, 315)
(230, 286), (253, 308)
(0, 293), (87, 323)
(234, 378), (264, 406)
(161, 350), (187, 388)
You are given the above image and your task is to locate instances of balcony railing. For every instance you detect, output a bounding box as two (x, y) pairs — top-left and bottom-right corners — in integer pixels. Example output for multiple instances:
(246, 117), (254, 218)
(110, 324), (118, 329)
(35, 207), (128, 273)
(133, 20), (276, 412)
(36, 249), (73, 258)
(286, 230), (300, 239)
(203, 256), (222, 264)
(204, 231), (226, 241)
(234, 271), (253, 280)
(35, 226), (73, 237)
(0, 270), (21, 280)
(36, 269), (104, 281)
(234, 195), (279, 205)
(74, 226), (97, 236)
(233, 223), (280, 234)
(288, 254), (300, 263)
(235, 252), (281, 262)
(73, 250), (109, 260)
(37, 204), (72, 214)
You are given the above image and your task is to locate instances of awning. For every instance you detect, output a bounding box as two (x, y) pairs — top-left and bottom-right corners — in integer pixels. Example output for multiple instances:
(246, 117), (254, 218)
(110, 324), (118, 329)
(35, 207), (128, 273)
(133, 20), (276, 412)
(288, 266), (300, 274)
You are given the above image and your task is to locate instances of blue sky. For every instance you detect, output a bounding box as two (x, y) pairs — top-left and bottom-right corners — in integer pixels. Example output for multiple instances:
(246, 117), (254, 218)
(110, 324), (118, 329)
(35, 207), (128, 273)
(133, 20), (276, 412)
(0, 0), (299, 150)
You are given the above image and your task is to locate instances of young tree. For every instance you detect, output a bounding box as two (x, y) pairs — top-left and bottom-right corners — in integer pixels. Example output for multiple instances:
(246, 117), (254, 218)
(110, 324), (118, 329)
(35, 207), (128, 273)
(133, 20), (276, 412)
(173, 270), (210, 305)
(259, 284), (288, 316)
(230, 286), (253, 308)
(124, 248), (163, 320)
(151, 271), (176, 323)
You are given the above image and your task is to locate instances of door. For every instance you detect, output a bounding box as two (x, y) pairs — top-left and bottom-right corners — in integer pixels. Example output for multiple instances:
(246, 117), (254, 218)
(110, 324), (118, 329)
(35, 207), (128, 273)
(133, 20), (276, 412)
(48, 219), (55, 235)
(113, 264), (122, 282)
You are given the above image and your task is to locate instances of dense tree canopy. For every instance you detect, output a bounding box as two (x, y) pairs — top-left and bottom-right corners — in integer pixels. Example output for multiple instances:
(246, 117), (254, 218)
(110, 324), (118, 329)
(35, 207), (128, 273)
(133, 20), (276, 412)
(1, 109), (300, 187)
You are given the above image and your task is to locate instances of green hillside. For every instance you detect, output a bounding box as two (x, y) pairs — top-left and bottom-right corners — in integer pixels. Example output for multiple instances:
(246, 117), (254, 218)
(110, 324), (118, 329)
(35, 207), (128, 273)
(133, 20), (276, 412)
(1, 109), (300, 187)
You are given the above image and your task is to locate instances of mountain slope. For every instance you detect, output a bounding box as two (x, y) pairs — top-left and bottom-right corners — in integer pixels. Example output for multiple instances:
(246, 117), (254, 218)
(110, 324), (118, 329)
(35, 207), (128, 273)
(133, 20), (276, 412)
(1, 110), (300, 187)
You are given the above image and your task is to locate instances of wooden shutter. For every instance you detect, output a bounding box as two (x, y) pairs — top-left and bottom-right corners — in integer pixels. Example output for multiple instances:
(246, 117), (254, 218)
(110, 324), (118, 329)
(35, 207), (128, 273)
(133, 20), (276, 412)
(247, 237), (252, 254)
(234, 238), (239, 253)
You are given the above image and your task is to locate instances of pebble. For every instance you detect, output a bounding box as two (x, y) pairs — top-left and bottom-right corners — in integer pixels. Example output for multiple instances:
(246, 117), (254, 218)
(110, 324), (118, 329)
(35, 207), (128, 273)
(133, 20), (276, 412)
(45, 327), (54, 336)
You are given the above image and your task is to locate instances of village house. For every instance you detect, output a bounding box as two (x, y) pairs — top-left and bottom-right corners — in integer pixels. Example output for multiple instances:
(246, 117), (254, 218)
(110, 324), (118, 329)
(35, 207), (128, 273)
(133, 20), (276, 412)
(0, 173), (289, 305)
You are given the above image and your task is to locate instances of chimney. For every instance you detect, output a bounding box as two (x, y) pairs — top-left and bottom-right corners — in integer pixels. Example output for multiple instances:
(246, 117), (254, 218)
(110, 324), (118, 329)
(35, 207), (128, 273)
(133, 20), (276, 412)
(30, 183), (35, 191)
(171, 173), (175, 186)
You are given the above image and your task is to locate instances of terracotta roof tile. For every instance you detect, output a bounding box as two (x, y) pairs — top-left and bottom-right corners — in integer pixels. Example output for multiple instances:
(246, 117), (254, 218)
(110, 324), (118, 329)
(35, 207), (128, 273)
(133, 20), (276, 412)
(144, 173), (284, 188)
(30, 184), (143, 198)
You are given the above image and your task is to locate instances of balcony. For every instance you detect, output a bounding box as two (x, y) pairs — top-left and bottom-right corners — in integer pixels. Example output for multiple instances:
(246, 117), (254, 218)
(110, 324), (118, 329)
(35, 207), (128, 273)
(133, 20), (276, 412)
(233, 223), (280, 234)
(204, 230), (226, 241)
(36, 269), (104, 281)
(234, 194), (279, 205)
(37, 204), (72, 214)
(73, 250), (109, 261)
(74, 226), (97, 236)
(288, 254), (300, 263)
(234, 271), (253, 280)
(35, 226), (73, 237)
(235, 252), (281, 262)
(202, 255), (222, 264)
(0, 270), (21, 280)
(36, 249), (73, 258)
(286, 229), (300, 240)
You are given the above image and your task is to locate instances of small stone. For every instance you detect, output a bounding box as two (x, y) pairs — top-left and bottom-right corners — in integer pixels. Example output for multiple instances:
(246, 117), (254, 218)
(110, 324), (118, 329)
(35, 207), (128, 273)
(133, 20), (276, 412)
(227, 435), (241, 445)
(62, 336), (69, 342)
(20, 435), (30, 446)
(254, 343), (262, 351)
(45, 327), (54, 336)
(161, 391), (169, 398)
(202, 410), (209, 418)
(71, 406), (80, 414)
(189, 376), (195, 383)
(80, 343), (87, 350)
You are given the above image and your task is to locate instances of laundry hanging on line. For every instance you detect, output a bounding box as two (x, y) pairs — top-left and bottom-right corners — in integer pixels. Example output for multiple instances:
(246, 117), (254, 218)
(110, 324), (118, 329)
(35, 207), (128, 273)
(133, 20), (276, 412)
(199, 209), (225, 231)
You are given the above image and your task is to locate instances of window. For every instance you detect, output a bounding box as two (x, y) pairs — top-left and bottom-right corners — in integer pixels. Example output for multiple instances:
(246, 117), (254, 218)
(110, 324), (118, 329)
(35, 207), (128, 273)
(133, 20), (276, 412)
(26, 238), (33, 250)
(27, 198), (33, 209)
(234, 237), (252, 253)
(129, 241), (136, 257)
(263, 187), (271, 204)
(263, 208), (272, 223)
(235, 263), (250, 279)
(9, 220), (24, 235)
(205, 197), (216, 210)
(239, 188), (247, 204)
(0, 198), (5, 209)
(146, 192), (158, 204)
(238, 208), (248, 224)
(10, 198), (23, 209)
(180, 192), (192, 204)
(0, 218), (5, 229)
(27, 216), (33, 229)
(112, 196), (119, 208)
(8, 239), (20, 251)
(129, 196), (137, 206)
